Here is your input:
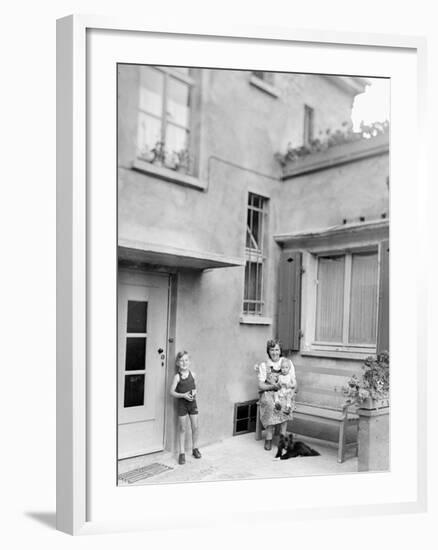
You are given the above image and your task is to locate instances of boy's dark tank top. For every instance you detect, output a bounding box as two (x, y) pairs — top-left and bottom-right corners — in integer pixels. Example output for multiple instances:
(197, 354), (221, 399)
(175, 370), (196, 393)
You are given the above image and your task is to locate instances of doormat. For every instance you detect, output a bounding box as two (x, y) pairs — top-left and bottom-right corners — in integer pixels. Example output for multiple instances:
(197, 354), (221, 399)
(118, 463), (173, 484)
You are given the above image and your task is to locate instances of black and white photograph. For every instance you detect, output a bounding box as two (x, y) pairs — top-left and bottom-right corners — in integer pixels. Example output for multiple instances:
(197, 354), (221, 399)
(116, 65), (390, 486)
(1, 0), (434, 542)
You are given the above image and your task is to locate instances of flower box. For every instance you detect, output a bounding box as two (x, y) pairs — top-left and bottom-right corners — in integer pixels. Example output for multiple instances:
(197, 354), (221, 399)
(280, 132), (389, 178)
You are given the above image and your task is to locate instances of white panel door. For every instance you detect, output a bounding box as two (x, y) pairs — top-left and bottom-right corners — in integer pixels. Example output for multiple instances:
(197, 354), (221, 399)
(118, 270), (169, 459)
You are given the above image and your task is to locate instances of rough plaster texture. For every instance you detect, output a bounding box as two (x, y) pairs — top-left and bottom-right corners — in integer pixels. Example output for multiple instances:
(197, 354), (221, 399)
(117, 65), (388, 450)
(276, 153), (389, 234)
(175, 268), (272, 446)
(357, 409), (390, 471)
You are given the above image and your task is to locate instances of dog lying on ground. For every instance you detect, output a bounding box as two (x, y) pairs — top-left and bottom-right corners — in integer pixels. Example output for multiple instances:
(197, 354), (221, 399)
(275, 433), (320, 459)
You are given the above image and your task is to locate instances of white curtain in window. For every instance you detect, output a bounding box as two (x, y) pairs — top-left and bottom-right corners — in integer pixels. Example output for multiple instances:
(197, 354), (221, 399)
(349, 252), (378, 344)
(139, 67), (163, 116)
(166, 124), (188, 153)
(316, 256), (345, 342)
(137, 112), (161, 153)
(167, 78), (190, 127)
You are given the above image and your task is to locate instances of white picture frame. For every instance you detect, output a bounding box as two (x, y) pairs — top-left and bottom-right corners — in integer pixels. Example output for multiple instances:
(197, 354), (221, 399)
(56, 15), (427, 535)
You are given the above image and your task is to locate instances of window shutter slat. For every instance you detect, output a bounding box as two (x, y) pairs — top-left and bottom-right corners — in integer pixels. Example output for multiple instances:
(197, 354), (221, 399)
(377, 240), (389, 354)
(278, 251), (302, 352)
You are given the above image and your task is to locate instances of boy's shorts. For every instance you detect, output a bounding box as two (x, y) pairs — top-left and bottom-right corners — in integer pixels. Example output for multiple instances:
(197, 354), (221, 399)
(177, 398), (198, 416)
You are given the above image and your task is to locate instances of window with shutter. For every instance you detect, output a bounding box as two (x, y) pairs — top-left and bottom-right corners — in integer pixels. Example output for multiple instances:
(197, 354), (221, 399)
(313, 250), (378, 349)
(291, 241), (388, 358)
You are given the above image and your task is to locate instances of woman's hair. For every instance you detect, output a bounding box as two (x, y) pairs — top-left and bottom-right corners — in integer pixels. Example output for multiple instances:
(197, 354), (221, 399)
(175, 350), (189, 366)
(266, 339), (282, 357)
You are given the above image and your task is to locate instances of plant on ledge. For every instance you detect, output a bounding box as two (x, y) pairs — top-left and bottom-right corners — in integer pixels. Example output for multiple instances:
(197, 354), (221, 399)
(137, 141), (166, 164)
(275, 120), (389, 166)
(138, 142), (192, 174)
(342, 351), (389, 408)
(170, 148), (192, 173)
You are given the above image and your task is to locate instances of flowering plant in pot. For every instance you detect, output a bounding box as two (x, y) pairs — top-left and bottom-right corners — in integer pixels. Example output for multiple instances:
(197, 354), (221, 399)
(171, 148), (191, 173)
(137, 141), (168, 165)
(150, 141), (167, 166)
(342, 351), (389, 409)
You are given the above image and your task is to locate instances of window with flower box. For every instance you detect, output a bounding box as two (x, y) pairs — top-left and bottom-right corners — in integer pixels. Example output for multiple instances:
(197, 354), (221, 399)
(136, 66), (194, 174)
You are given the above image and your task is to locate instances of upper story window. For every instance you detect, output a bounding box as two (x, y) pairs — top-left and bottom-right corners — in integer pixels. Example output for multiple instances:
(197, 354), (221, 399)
(136, 66), (194, 174)
(251, 71), (274, 85)
(249, 71), (279, 98)
(314, 249), (378, 351)
(243, 193), (267, 315)
(303, 104), (314, 145)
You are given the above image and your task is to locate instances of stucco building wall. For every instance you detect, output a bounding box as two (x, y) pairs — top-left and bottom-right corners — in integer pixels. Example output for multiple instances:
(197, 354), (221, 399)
(275, 153), (389, 234)
(118, 67), (358, 260)
(117, 64), (387, 449)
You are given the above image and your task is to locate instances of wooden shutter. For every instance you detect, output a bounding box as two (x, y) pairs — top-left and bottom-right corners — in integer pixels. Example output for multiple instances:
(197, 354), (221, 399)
(278, 251), (302, 352)
(377, 240), (389, 354)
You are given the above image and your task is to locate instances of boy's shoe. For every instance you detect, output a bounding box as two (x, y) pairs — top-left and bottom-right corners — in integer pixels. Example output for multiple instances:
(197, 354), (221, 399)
(192, 448), (202, 459)
(264, 439), (272, 451)
(178, 453), (186, 465)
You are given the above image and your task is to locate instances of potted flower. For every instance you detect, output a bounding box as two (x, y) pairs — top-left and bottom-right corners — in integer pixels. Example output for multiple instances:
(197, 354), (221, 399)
(342, 352), (390, 472)
(137, 144), (155, 163)
(150, 141), (167, 166)
(275, 120), (389, 170)
(342, 351), (389, 410)
(173, 148), (191, 174)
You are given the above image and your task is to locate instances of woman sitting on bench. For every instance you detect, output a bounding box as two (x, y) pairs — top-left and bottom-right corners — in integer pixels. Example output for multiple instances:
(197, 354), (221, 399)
(255, 339), (297, 451)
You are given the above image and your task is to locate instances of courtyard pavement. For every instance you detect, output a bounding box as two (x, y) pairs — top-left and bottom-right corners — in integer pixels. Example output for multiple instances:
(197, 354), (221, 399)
(118, 433), (358, 486)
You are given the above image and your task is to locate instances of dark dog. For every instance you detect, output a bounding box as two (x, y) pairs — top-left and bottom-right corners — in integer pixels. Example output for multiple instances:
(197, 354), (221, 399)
(275, 433), (320, 459)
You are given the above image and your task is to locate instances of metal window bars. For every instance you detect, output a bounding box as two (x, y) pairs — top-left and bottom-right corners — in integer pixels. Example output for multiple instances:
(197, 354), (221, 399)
(244, 193), (266, 315)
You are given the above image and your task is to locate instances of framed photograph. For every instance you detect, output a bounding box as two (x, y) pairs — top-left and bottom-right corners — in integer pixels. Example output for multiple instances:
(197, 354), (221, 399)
(57, 16), (427, 535)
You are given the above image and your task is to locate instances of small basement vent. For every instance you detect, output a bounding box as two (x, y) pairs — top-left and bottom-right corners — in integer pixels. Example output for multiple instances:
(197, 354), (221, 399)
(233, 399), (258, 435)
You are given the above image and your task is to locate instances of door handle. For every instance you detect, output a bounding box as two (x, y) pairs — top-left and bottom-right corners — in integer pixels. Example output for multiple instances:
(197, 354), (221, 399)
(157, 348), (164, 354)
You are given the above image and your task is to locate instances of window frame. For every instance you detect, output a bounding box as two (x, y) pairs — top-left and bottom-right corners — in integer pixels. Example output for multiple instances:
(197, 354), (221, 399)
(243, 192), (268, 317)
(233, 400), (258, 436)
(136, 65), (195, 171)
(249, 71), (280, 98)
(302, 244), (380, 357)
(251, 71), (274, 84)
(303, 104), (314, 145)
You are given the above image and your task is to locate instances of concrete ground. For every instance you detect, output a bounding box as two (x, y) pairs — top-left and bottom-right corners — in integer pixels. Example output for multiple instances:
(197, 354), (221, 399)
(118, 433), (359, 486)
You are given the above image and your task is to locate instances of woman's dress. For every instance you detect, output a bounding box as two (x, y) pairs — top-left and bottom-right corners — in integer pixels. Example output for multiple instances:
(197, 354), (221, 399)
(257, 358), (296, 428)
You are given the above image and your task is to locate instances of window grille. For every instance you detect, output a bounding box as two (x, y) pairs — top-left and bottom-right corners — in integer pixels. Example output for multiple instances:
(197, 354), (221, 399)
(244, 193), (267, 315)
(233, 400), (258, 435)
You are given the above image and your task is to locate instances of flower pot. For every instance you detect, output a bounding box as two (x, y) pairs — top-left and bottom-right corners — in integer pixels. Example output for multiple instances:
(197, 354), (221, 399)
(357, 401), (389, 472)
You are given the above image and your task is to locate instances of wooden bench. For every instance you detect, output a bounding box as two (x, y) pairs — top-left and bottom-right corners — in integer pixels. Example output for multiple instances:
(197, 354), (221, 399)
(255, 400), (359, 463)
